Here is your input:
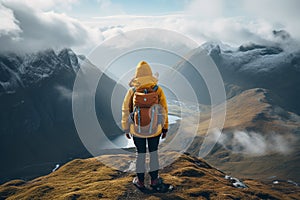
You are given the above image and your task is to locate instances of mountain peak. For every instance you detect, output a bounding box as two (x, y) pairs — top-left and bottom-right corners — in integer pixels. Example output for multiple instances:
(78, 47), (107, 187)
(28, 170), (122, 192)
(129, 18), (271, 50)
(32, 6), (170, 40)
(58, 48), (80, 72)
(201, 41), (233, 50)
(1, 152), (298, 199)
(0, 48), (80, 92)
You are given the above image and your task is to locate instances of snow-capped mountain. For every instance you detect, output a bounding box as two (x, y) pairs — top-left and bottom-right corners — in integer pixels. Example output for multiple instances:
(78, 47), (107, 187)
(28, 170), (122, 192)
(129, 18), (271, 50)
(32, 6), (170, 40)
(174, 39), (300, 182)
(176, 40), (300, 115)
(0, 49), (78, 93)
(0, 49), (125, 183)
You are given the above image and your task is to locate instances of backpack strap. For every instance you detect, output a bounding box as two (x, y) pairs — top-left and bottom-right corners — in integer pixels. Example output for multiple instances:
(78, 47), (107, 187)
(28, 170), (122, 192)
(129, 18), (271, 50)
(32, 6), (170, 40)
(149, 105), (156, 133)
(137, 107), (141, 133)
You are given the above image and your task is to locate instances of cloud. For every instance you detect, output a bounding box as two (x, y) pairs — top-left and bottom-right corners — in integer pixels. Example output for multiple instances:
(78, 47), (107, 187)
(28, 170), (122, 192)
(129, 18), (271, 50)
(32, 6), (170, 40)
(215, 130), (294, 156)
(1, 0), (299, 55)
(0, 1), (103, 54)
(183, 0), (300, 42)
(86, 14), (205, 49)
(55, 85), (72, 101)
(0, 3), (21, 37)
(180, 17), (277, 46)
(242, 0), (300, 35)
(2, 0), (79, 11)
(87, 14), (202, 45)
(88, 13), (287, 49)
(84, 0), (298, 48)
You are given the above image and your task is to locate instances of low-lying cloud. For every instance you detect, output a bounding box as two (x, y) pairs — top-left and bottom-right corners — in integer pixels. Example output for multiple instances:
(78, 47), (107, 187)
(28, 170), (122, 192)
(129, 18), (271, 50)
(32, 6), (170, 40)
(243, 0), (300, 40)
(55, 85), (72, 101)
(89, 14), (298, 52)
(213, 129), (295, 156)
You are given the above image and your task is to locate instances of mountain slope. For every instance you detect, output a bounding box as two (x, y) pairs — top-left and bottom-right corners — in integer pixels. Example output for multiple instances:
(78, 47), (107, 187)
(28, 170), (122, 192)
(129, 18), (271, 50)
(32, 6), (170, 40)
(1, 152), (299, 200)
(197, 88), (299, 134)
(191, 88), (300, 182)
(0, 49), (126, 183)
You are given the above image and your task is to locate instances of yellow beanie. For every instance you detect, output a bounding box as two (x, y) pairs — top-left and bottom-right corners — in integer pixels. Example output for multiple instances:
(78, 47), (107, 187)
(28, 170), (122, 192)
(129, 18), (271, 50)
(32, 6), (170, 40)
(134, 61), (153, 78)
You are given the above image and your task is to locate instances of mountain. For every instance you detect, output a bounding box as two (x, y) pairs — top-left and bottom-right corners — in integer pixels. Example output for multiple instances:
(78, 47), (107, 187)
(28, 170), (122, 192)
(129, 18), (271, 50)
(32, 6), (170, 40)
(175, 41), (300, 115)
(188, 88), (300, 182)
(0, 152), (299, 199)
(171, 40), (300, 182)
(0, 49), (125, 183)
(1, 40), (299, 197)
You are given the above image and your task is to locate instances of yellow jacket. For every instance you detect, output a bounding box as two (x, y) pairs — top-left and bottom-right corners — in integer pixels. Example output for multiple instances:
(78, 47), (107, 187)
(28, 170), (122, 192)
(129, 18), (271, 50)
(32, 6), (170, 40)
(121, 61), (168, 137)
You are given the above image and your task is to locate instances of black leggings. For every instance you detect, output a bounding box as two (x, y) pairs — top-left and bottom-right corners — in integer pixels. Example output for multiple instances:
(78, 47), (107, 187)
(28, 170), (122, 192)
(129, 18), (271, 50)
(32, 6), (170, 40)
(133, 135), (160, 182)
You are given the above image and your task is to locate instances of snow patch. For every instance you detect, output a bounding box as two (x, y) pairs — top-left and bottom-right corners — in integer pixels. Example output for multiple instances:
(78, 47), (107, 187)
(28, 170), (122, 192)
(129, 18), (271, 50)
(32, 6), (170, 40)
(52, 164), (60, 172)
(287, 180), (298, 186)
(225, 175), (248, 188)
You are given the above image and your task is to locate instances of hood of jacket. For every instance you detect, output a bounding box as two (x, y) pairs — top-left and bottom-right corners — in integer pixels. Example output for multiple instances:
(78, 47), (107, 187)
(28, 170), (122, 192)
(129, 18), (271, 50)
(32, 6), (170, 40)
(129, 61), (158, 89)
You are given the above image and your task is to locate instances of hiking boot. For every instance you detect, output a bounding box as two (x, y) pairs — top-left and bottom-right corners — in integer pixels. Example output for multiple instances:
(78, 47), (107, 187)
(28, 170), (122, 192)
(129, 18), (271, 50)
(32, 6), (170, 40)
(133, 177), (145, 189)
(150, 177), (165, 191)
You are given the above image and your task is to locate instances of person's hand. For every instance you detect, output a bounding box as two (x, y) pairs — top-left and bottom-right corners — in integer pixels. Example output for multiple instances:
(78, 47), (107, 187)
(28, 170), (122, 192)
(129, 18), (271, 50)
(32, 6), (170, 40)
(161, 128), (168, 139)
(125, 132), (131, 139)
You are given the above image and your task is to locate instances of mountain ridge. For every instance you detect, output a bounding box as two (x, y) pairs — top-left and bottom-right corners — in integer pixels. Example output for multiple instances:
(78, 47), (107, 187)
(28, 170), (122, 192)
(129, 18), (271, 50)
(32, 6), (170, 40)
(202, 41), (300, 115)
(1, 152), (299, 200)
(174, 40), (300, 115)
(188, 88), (300, 182)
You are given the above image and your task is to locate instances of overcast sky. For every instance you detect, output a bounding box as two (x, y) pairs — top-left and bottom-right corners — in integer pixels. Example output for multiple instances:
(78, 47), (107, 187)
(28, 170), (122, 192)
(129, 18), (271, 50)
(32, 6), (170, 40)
(1, 0), (299, 54)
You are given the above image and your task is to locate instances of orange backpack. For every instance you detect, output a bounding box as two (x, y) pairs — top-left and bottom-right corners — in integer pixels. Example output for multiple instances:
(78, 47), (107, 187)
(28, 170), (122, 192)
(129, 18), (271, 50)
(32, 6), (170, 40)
(131, 85), (162, 136)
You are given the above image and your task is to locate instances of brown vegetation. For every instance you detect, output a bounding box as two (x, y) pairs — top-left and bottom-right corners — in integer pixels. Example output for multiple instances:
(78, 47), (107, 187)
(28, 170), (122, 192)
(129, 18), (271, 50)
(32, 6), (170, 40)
(1, 152), (299, 199)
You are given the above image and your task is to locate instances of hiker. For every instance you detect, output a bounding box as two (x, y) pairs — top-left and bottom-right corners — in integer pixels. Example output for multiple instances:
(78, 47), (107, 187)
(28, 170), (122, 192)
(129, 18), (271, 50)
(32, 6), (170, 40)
(122, 61), (168, 190)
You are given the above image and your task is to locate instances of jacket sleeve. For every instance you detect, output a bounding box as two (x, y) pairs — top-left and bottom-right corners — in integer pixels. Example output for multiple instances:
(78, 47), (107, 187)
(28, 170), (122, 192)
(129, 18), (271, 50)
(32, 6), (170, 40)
(121, 89), (134, 132)
(158, 87), (168, 129)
